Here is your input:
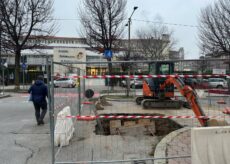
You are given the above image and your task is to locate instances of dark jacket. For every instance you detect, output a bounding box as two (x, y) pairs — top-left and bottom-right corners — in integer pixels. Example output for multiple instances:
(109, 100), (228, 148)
(28, 80), (48, 104)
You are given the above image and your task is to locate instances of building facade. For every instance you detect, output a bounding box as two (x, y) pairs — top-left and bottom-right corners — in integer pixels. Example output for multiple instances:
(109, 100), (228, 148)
(1, 35), (184, 84)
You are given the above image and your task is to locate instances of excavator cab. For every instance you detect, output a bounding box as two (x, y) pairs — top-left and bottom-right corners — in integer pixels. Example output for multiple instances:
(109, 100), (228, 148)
(136, 61), (182, 109)
(145, 62), (175, 99)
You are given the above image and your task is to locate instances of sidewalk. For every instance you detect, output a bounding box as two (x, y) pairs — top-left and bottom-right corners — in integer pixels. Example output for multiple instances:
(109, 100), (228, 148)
(1, 85), (30, 90)
(154, 128), (191, 164)
(0, 91), (11, 99)
(0, 85), (30, 99)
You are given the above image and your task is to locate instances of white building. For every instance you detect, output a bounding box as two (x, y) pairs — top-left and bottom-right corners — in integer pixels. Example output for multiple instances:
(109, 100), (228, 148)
(3, 35), (183, 82)
(3, 36), (108, 77)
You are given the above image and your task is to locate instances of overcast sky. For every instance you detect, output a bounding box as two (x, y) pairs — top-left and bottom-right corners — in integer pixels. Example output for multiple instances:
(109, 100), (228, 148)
(54, 0), (217, 59)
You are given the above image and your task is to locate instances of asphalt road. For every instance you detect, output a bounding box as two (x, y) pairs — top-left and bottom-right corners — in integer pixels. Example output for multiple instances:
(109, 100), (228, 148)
(0, 94), (52, 164)
(0, 88), (82, 164)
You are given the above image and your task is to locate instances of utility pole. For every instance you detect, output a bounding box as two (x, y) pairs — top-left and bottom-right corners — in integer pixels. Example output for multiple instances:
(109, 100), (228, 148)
(126, 6), (138, 96)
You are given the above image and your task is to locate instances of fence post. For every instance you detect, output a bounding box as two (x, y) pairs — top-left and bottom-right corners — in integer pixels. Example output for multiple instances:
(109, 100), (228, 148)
(77, 68), (81, 115)
(82, 69), (86, 99)
(23, 69), (25, 90)
(47, 56), (55, 164)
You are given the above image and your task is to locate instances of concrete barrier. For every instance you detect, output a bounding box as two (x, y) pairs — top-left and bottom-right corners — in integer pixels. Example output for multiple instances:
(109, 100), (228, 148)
(192, 126), (230, 164)
(54, 106), (75, 147)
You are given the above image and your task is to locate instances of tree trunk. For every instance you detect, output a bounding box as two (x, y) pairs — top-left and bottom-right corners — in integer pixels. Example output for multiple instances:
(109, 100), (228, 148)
(107, 58), (114, 90)
(108, 58), (112, 74)
(14, 50), (21, 90)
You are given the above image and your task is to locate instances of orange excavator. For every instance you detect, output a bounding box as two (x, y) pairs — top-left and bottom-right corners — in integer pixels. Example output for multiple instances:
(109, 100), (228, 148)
(160, 76), (208, 126)
(135, 62), (212, 126)
(136, 62), (182, 109)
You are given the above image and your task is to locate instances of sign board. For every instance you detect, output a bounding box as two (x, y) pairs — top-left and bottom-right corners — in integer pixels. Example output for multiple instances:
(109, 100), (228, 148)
(104, 49), (113, 59)
(212, 68), (226, 74)
(21, 63), (27, 70)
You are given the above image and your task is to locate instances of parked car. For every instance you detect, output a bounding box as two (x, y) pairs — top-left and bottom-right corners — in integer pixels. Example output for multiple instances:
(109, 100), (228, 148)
(197, 78), (209, 88)
(54, 78), (76, 88)
(121, 78), (143, 88)
(208, 78), (228, 89)
(182, 78), (198, 87)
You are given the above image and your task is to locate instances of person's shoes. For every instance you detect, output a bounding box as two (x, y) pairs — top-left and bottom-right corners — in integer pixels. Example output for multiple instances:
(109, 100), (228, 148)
(37, 120), (44, 126)
(39, 120), (44, 125)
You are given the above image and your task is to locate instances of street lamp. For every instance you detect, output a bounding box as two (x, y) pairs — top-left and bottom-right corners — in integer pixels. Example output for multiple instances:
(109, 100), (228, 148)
(125, 6), (138, 96)
(126, 6), (138, 60)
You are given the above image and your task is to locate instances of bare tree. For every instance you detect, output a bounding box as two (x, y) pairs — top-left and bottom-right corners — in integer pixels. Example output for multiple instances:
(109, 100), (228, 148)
(136, 24), (175, 60)
(199, 0), (230, 66)
(78, 0), (127, 74)
(116, 41), (146, 72)
(0, 0), (55, 89)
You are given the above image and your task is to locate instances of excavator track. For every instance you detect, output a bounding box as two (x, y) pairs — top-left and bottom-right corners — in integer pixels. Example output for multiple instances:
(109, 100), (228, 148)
(141, 99), (182, 109)
(135, 96), (154, 105)
(135, 96), (144, 105)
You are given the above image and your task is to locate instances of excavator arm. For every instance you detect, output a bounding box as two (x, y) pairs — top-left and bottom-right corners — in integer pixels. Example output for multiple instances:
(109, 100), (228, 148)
(160, 77), (208, 126)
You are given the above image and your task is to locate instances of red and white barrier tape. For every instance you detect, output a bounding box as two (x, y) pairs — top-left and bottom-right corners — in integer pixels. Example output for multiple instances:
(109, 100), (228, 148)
(82, 101), (94, 105)
(223, 107), (230, 114)
(64, 74), (230, 79)
(63, 115), (230, 120)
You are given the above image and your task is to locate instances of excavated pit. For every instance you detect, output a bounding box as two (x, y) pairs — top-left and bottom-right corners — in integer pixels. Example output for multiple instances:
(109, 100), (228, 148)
(95, 113), (183, 136)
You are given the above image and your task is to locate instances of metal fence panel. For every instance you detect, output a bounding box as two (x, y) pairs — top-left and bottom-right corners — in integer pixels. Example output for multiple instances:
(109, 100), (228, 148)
(50, 59), (230, 164)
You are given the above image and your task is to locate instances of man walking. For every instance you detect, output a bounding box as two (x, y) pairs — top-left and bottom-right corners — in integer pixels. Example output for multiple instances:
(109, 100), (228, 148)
(28, 75), (48, 125)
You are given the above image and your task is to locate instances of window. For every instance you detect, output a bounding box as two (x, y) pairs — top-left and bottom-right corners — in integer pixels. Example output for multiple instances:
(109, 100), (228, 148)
(159, 64), (170, 75)
(58, 50), (68, 53)
(21, 56), (27, 63)
(149, 64), (156, 74)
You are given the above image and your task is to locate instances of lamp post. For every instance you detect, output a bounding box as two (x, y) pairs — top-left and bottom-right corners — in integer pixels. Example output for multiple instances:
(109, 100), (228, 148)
(127, 6), (138, 60)
(126, 6), (138, 96)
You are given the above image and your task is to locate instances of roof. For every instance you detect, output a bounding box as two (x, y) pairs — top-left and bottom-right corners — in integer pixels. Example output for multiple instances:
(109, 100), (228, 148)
(22, 48), (53, 55)
(28, 35), (86, 40)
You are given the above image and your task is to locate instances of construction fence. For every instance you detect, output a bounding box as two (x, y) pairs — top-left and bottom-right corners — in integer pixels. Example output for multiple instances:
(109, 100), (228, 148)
(47, 59), (230, 164)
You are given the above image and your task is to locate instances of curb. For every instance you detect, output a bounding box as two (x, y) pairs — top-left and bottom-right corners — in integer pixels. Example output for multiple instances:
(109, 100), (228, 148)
(105, 97), (135, 102)
(154, 127), (191, 164)
(3, 90), (28, 93)
(0, 94), (11, 99)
